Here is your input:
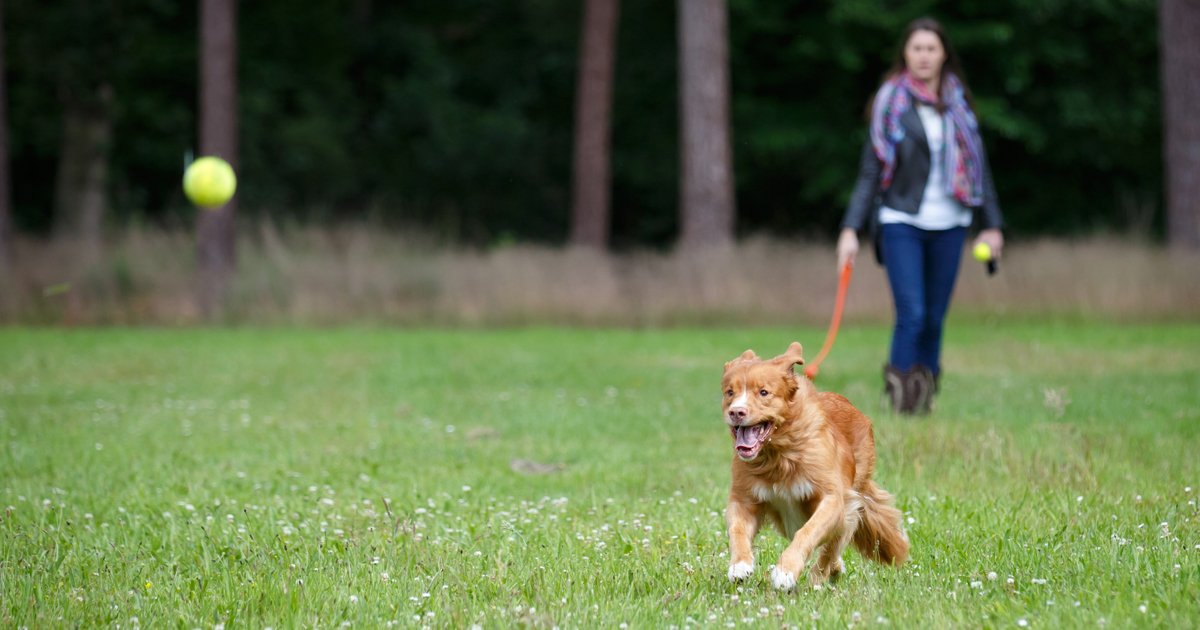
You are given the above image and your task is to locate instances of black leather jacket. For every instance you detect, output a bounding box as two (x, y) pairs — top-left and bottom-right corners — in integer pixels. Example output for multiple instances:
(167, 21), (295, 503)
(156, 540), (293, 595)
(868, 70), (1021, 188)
(841, 106), (1004, 234)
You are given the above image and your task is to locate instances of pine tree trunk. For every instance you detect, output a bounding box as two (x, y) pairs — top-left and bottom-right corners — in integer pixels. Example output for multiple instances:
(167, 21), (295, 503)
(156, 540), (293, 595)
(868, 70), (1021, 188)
(196, 0), (239, 319)
(569, 0), (620, 249)
(1162, 0), (1200, 250)
(53, 85), (113, 262)
(677, 0), (734, 247)
(0, 0), (11, 273)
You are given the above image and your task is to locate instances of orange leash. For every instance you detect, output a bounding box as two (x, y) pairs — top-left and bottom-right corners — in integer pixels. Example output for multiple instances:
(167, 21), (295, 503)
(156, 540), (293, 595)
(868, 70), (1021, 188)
(804, 262), (853, 380)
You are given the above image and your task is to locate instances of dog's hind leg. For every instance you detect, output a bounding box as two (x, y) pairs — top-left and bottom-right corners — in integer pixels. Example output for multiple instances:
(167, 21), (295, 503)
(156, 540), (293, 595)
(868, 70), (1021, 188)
(772, 495), (845, 591)
(811, 524), (854, 586)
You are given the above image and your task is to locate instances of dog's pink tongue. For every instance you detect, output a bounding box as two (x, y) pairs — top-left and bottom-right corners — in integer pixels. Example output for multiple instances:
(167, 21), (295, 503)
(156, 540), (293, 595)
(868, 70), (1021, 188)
(735, 425), (762, 448)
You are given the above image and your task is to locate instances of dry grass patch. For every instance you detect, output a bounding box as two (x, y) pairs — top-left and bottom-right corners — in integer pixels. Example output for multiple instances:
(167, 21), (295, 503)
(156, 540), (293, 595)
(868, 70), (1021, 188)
(2, 226), (1197, 325)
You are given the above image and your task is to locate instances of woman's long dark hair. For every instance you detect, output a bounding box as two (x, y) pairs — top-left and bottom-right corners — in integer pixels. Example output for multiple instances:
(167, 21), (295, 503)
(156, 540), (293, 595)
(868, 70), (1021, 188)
(870, 17), (975, 114)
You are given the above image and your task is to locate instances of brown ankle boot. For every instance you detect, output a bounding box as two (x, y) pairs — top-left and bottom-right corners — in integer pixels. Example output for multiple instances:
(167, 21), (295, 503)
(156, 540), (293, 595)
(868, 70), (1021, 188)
(910, 365), (935, 414)
(883, 364), (934, 415)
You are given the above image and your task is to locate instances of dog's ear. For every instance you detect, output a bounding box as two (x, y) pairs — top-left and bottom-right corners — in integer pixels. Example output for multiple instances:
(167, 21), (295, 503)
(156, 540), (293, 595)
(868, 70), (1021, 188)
(723, 349), (759, 372)
(771, 342), (805, 372)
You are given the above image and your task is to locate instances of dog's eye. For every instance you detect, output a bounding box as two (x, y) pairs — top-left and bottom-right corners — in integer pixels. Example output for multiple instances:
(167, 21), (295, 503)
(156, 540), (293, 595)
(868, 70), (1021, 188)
(759, 389), (770, 397)
(725, 389), (734, 397)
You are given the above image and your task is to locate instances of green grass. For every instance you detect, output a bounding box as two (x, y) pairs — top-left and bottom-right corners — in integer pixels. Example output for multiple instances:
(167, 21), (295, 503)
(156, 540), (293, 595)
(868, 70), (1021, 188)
(2, 322), (1198, 628)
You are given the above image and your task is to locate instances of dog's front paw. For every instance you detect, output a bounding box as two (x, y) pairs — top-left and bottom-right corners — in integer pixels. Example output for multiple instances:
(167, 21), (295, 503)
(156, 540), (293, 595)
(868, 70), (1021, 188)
(727, 561), (755, 582)
(770, 565), (798, 592)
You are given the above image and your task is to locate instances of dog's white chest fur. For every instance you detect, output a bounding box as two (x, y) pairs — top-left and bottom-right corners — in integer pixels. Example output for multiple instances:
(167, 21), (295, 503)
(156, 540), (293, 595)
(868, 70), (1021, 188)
(752, 480), (815, 536)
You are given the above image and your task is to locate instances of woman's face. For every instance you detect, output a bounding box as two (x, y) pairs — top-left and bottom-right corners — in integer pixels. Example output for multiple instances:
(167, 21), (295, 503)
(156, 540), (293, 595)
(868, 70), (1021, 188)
(904, 29), (946, 85)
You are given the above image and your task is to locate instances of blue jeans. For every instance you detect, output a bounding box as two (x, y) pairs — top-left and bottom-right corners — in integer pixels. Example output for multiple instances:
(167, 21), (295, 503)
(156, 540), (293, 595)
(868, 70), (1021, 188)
(880, 223), (967, 376)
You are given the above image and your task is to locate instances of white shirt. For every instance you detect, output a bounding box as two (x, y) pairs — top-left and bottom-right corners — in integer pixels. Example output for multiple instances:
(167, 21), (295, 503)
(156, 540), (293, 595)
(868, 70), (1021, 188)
(879, 104), (972, 230)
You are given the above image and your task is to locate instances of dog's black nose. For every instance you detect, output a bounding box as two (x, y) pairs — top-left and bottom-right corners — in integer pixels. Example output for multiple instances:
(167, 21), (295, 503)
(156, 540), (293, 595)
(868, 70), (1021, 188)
(728, 407), (748, 422)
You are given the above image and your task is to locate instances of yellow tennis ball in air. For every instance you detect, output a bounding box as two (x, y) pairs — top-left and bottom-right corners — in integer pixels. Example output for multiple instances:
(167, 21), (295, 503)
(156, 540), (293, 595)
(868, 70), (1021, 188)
(972, 241), (992, 262)
(183, 156), (237, 208)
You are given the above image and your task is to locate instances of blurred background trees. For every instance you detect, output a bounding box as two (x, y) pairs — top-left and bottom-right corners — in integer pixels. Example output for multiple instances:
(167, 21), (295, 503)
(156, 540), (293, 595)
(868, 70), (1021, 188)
(1160, 0), (1200, 250)
(568, 0), (619, 249)
(1, 0), (1177, 250)
(0, 0), (11, 271)
(196, 0), (238, 317)
(678, 0), (735, 247)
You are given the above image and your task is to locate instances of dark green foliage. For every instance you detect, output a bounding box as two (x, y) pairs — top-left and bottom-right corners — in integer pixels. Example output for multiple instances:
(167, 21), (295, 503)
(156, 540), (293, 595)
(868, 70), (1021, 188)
(4, 0), (1162, 243)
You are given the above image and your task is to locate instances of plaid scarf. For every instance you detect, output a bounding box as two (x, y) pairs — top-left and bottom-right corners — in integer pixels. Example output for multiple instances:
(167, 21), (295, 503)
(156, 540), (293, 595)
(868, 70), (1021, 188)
(869, 71), (984, 207)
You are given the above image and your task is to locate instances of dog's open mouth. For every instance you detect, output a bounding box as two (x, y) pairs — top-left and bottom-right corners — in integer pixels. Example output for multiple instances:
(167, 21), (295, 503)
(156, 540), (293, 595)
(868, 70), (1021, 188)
(732, 422), (773, 460)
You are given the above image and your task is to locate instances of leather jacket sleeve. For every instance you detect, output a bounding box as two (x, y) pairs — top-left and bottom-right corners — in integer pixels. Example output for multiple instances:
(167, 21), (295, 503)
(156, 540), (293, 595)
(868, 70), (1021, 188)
(842, 136), (1005, 232)
(841, 139), (881, 232)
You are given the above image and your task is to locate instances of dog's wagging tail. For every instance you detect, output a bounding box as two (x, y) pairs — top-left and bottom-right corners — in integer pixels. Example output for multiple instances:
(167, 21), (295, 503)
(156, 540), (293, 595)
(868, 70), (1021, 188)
(722, 342), (909, 591)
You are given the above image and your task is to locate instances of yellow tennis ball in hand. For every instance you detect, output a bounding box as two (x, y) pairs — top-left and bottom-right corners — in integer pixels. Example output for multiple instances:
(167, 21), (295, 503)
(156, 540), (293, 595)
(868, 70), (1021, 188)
(972, 241), (992, 262)
(183, 156), (237, 208)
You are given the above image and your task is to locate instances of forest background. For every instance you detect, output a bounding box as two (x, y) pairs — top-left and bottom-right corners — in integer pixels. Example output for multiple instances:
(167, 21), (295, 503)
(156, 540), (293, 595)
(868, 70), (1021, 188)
(2, 0), (1196, 325)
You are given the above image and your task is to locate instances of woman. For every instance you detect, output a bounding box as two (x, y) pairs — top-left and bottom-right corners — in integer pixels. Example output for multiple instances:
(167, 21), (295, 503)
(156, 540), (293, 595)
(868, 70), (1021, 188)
(837, 17), (1004, 414)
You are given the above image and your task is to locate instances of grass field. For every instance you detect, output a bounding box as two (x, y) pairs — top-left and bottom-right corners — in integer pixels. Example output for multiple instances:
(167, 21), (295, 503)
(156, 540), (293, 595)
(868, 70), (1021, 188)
(2, 322), (1198, 628)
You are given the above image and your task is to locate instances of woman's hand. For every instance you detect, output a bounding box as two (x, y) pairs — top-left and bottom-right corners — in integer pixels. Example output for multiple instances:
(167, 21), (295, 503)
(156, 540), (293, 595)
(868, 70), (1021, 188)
(974, 228), (1004, 260)
(836, 228), (859, 271)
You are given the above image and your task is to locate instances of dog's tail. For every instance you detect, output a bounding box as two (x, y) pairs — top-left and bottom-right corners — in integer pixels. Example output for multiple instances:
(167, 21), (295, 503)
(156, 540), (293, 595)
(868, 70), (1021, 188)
(853, 481), (910, 566)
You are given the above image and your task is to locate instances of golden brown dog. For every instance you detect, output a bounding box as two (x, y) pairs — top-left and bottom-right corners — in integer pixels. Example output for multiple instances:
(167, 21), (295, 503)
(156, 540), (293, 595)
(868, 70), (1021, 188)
(722, 342), (909, 591)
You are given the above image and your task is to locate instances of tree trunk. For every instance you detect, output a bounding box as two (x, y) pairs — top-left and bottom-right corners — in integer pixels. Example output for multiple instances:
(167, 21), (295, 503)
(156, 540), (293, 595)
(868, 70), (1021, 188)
(53, 84), (113, 262)
(1162, 0), (1200, 250)
(677, 0), (734, 247)
(0, 0), (10, 273)
(569, 0), (620, 249)
(196, 0), (239, 319)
